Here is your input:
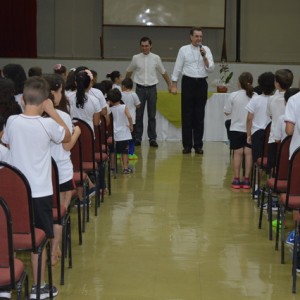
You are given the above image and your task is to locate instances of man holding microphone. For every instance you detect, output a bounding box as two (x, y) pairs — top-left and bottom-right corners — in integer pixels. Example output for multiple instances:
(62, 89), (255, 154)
(171, 27), (214, 154)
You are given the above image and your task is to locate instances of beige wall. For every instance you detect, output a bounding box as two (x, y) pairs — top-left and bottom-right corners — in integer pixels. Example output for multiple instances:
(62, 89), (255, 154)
(33, 0), (300, 64)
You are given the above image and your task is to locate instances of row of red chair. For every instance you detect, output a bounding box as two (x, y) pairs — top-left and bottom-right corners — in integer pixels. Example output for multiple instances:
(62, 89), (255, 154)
(0, 115), (114, 298)
(254, 124), (300, 293)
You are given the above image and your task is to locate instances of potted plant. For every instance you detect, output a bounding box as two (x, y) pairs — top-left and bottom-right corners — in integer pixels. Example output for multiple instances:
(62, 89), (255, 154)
(217, 61), (233, 93)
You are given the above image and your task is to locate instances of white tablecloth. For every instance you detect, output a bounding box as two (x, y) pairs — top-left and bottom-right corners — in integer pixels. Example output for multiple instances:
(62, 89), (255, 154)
(142, 93), (229, 142)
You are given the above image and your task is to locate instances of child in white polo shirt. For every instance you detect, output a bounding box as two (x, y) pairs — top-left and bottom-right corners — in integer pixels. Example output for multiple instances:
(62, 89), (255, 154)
(2, 76), (71, 299)
(224, 72), (254, 189)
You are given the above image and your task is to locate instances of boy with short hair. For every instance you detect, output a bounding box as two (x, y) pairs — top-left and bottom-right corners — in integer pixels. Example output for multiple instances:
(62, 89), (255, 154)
(2, 76), (71, 299)
(121, 78), (141, 160)
(108, 88), (133, 174)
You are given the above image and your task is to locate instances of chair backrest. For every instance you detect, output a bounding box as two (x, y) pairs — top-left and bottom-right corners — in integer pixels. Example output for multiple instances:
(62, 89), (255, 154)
(51, 158), (62, 221)
(274, 135), (291, 181)
(72, 118), (95, 166)
(70, 136), (83, 183)
(100, 115), (108, 151)
(0, 196), (15, 286)
(0, 162), (36, 248)
(287, 146), (300, 197)
(259, 122), (271, 167)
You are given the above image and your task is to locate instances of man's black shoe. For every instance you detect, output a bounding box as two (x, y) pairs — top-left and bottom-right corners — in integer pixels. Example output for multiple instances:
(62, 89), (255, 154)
(182, 148), (192, 154)
(149, 140), (158, 147)
(195, 148), (204, 154)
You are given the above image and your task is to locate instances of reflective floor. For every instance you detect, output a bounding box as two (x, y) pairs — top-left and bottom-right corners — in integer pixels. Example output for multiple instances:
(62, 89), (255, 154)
(50, 142), (298, 299)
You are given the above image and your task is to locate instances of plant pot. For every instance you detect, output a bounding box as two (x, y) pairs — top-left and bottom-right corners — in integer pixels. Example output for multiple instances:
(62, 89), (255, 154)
(217, 85), (228, 93)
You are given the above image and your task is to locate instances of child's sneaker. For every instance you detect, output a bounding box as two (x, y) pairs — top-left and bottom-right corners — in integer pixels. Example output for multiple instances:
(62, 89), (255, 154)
(286, 230), (295, 245)
(263, 199), (279, 211)
(30, 283), (58, 299)
(0, 291), (11, 299)
(129, 154), (138, 160)
(123, 168), (133, 174)
(242, 178), (251, 189)
(272, 219), (285, 228)
(231, 178), (241, 189)
(253, 189), (261, 199)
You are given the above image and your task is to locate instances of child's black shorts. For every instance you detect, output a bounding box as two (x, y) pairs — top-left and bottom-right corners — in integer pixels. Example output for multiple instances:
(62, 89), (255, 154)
(59, 178), (75, 192)
(116, 140), (129, 154)
(32, 195), (54, 238)
(229, 131), (251, 150)
(251, 129), (265, 162)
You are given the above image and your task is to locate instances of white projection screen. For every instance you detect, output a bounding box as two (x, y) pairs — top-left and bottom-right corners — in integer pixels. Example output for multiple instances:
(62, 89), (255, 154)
(103, 0), (225, 28)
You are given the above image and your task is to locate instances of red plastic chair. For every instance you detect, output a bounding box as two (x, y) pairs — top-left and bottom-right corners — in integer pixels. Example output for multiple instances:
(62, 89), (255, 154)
(72, 118), (101, 217)
(70, 136), (88, 240)
(95, 117), (112, 196)
(0, 162), (53, 300)
(251, 122), (271, 200)
(0, 197), (29, 300)
(259, 135), (291, 240)
(51, 158), (72, 285)
(276, 146), (300, 264)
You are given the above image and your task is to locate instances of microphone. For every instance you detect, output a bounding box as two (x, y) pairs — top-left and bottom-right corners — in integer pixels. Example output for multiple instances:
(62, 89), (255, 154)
(199, 44), (205, 56)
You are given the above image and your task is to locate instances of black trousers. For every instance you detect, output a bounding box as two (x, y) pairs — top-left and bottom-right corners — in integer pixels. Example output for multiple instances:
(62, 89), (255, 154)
(181, 75), (208, 149)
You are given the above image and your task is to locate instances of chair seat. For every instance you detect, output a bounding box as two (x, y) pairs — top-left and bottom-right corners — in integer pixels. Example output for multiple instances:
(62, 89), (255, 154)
(266, 178), (288, 192)
(82, 161), (95, 171)
(0, 259), (25, 286)
(13, 228), (46, 251)
(280, 194), (300, 209)
(257, 156), (268, 168)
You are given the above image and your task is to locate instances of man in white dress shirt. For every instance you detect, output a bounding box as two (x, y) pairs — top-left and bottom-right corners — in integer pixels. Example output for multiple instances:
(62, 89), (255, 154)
(126, 37), (171, 147)
(171, 27), (214, 154)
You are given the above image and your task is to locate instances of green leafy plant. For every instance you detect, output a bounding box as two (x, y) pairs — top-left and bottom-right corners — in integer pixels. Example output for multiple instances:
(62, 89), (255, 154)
(219, 61), (233, 85)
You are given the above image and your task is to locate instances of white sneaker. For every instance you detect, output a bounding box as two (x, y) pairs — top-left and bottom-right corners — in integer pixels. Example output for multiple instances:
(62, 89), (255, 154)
(0, 291), (11, 299)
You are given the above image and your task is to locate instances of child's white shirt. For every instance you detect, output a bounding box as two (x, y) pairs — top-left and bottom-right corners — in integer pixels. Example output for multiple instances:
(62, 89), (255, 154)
(267, 90), (285, 143)
(121, 91), (140, 124)
(224, 89), (250, 132)
(284, 92), (300, 158)
(2, 114), (65, 197)
(110, 104), (132, 141)
(245, 94), (271, 135)
(50, 110), (74, 184)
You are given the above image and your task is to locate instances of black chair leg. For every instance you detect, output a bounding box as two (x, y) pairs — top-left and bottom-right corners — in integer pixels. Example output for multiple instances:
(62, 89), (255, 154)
(280, 207), (285, 264)
(292, 221), (299, 293)
(258, 187), (265, 229)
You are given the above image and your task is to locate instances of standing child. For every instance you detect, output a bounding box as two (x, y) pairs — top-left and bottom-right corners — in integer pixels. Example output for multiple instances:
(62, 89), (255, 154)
(107, 88), (133, 174)
(68, 69), (101, 133)
(224, 72), (254, 189)
(2, 76), (71, 299)
(54, 64), (67, 81)
(121, 78), (141, 160)
(44, 74), (81, 266)
(274, 88), (300, 143)
(246, 72), (274, 196)
(266, 69), (293, 174)
(106, 70), (122, 91)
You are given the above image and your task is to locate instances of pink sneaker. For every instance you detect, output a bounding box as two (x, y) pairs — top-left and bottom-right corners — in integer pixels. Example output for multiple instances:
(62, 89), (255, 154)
(242, 179), (251, 189)
(231, 179), (241, 189)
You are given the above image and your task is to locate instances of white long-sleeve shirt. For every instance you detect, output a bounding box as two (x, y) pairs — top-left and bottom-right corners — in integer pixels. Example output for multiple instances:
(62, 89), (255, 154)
(172, 44), (214, 81)
(126, 52), (166, 86)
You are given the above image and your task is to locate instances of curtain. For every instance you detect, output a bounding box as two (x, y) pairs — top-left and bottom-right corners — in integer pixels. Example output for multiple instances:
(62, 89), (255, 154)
(0, 0), (37, 58)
